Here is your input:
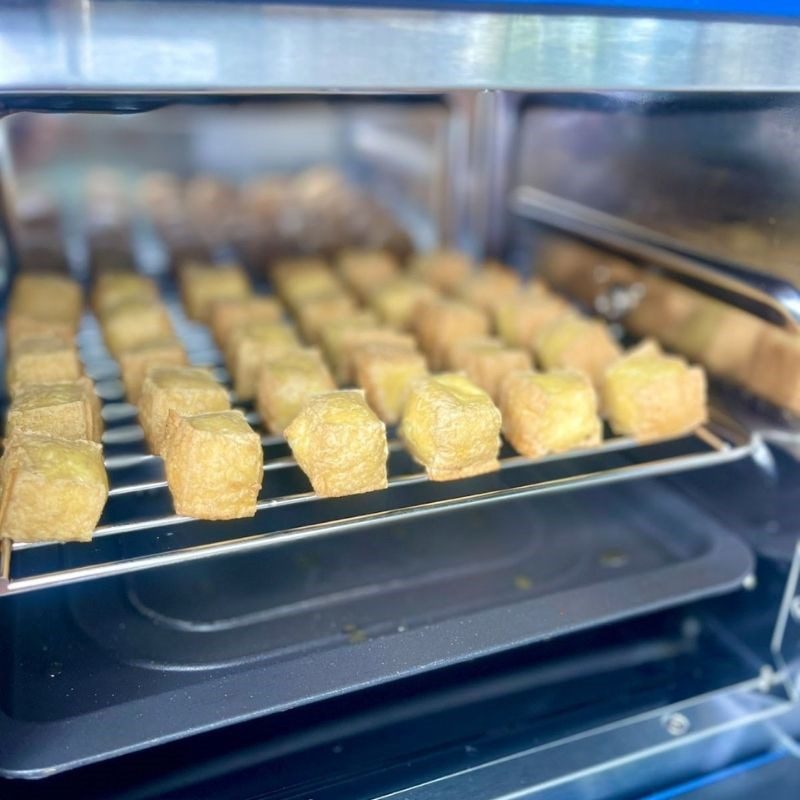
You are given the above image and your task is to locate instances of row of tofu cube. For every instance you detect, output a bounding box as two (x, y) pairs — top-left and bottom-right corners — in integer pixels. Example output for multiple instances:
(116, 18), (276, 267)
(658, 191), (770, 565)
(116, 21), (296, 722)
(175, 249), (708, 496)
(2, 273), (109, 543)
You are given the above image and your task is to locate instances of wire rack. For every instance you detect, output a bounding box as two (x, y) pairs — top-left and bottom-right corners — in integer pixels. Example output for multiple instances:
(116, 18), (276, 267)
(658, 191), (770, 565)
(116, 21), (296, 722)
(0, 296), (758, 596)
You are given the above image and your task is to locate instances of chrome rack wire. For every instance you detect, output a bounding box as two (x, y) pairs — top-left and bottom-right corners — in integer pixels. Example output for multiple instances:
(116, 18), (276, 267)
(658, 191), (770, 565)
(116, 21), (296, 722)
(0, 300), (758, 597)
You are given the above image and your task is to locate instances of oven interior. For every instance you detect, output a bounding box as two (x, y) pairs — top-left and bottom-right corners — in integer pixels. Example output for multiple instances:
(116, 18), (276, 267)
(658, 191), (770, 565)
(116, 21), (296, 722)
(1, 92), (800, 796)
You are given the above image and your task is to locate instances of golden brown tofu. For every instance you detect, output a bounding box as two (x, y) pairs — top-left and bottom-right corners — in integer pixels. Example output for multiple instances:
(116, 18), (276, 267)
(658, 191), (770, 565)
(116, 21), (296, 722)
(284, 390), (388, 497)
(493, 288), (571, 348)
(353, 343), (428, 424)
(337, 249), (399, 300)
(102, 299), (174, 357)
(139, 366), (231, 455)
(209, 296), (283, 348)
(7, 274), (83, 348)
(0, 433), (107, 542)
(293, 291), (357, 343)
(458, 263), (521, 312)
(336, 327), (416, 386)
(499, 369), (601, 458)
(117, 337), (189, 404)
(602, 342), (707, 441)
(6, 336), (82, 392)
(270, 258), (341, 312)
(92, 272), (159, 319)
(534, 315), (622, 388)
(448, 337), (532, 401)
(409, 249), (472, 293)
(624, 275), (702, 344)
(318, 313), (381, 383)
(368, 278), (439, 331)
(400, 373), (501, 481)
(256, 348), (336, 434)
(744, 327), (800, 414)
(163, 410), (263, 519)
(414, 299), (490, 370)
(6, 378), (102, 442)
(179, 262), (251, 322)
(225, 321), (301, 400)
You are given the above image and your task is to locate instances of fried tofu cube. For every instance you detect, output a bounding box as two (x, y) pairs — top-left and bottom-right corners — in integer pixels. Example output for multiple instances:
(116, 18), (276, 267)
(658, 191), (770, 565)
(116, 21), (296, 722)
(293, 291), (357, 343)
(414, 299), (490, 370)
(458, 262), (521, 312)
(368, 278), (439, 331)
(256, 348), (336, 434)
(118, 337), (189, 403)
(493, 289), (571, 348)
(353, 343), (428, 424)
(499, 369), (601, 458)
(284, 390), (388, 497)
(448, 337), (532, 401)
(139, 366), (231, 454)
(270, 259), (341, 312)
(6, 378), (102, 442)
(102, 299), (175, 357)
(337, 249), (399, 300)
(534, 315), (622, 388)
(226, 321), (301, 400)
(179, 262), (251, 322)
(602, 342), (707, 441)
(6, 274), (83, 347)
(92, 272), (159, 319)
(338, 329), (417, 387)
(318, 313), (380, 383)
(744, 327), (800, 413)
(0, 433), (107, 542)
(6, 336), (82, 392)
(163, 410), (263, 519)
(210, 296), (283, 348)
(401, 373), (501, 481)
(410, 249), (472, 293)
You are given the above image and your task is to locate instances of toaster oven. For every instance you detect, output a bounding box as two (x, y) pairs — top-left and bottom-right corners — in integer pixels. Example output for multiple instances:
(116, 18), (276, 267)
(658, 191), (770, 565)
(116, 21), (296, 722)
(2, 3), (800, 798)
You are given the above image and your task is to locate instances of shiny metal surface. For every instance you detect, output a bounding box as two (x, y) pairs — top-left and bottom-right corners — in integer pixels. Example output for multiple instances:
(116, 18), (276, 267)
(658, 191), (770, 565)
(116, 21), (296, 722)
(2, 3), (800, 95)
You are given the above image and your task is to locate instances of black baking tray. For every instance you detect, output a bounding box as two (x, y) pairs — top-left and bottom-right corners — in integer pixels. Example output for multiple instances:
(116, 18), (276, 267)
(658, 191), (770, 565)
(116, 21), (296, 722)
(0, 476), (753, 778)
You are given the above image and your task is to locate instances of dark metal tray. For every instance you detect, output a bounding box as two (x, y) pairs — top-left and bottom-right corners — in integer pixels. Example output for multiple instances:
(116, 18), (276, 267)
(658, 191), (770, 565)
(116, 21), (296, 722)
(0, 477), (753, 778)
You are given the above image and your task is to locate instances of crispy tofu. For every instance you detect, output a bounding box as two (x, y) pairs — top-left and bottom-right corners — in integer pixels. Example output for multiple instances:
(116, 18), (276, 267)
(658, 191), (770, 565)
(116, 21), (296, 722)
(409, 249), (472, 293)
(7, 273), (83, 347)
(209, 296), (283, 348)
(368, 278), (439, 331)
(163, 410), (263, 519)
(400, 373), (501, 481)
(353, 343), (428, 424)
(256, 348), (336, 434)
(318, 313), (381, 384)
(92, 272), (159, 319)
(225, 321), (301, 400)
(293, 291), (357, 343)
(602, 341), (707, 441)
(448, 337), (531, 401)
(414, 299), (490, 370)
(118, 337), (188, 403)
(0, 433), (107, 542)
(139, 366), (231, 455)
(493, 289), (571, 348)
(6, 377), (102, 442)
(458, 262), (521, 312)
(285, 390), (388, 497)
(499, 369), (601, 458)
(743, 327), (800, 414)
(534, 315), (622, 388)
(337, 249), (399, 300)
(6, 336), (82, 392)
(179, 262), (251, 322)
(270, 258), (341, 312)
(101, 299), (175, 357)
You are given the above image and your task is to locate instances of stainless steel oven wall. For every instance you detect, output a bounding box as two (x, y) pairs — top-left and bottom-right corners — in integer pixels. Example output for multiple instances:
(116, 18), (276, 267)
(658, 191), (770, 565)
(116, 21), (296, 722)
(509, 94), (800, 286)
(1, 99), (452, 271)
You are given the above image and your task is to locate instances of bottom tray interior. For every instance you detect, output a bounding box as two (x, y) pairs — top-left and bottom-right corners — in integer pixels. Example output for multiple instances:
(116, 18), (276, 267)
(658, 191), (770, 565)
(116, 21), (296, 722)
(0, 475), (754, 776)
